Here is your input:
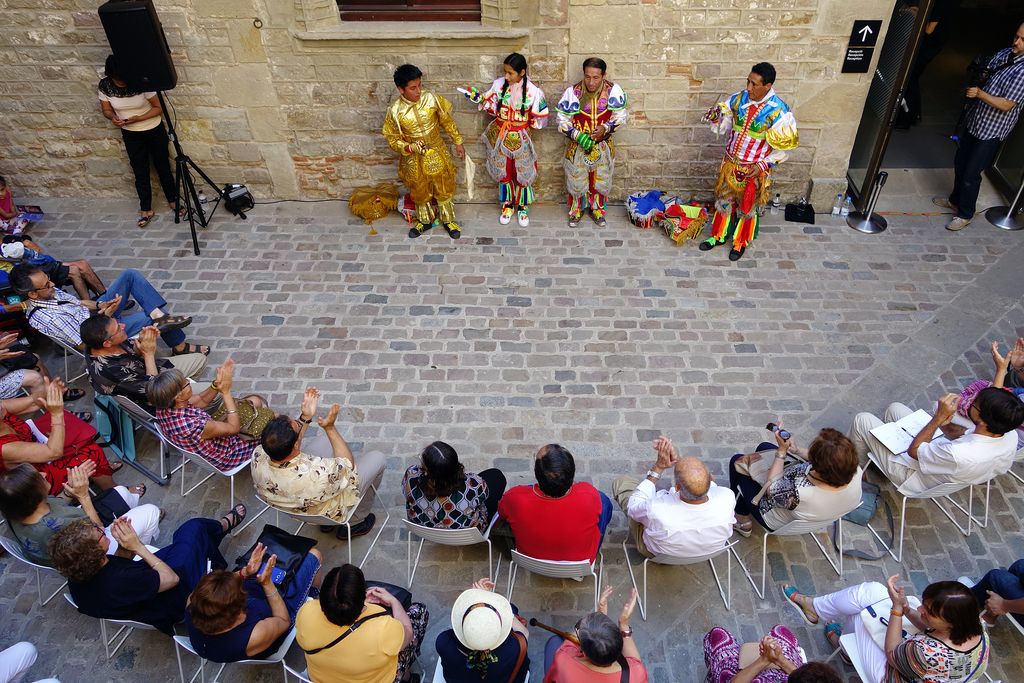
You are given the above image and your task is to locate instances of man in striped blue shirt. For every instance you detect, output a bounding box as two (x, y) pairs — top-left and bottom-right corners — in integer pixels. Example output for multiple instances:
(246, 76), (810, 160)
(935, 23), (1024, 231)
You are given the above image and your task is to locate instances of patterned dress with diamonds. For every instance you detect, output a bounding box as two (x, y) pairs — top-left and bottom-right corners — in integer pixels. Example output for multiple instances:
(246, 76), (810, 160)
(556, 80), (628, 220)
(477, 77), (549, 208)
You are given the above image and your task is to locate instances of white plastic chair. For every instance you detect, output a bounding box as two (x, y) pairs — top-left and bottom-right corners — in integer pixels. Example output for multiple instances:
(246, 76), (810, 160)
(837, 632), (874, 683)
(173, 628), (298, 683)
(865, 451), (989, 563)
(506, 549), (604, 612)
(432, 657), (529, 682)
(0, 534), (68, 605)
(64, 592), (158, 659)
(113, 395), (171, 484)
(733, 517), (845, 600)
(621, 537), (737, 619)
(47, 334), (88, 384)
(404, 514), (499, 587)
(256, 487), (390, 568)
(1006, 444), (1024, 485)
(282, 663), (313, 682)
(155, 426), (268, 536)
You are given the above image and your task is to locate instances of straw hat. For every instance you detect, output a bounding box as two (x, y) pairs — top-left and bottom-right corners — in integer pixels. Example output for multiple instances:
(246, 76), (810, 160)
(450, 588), (514, 652)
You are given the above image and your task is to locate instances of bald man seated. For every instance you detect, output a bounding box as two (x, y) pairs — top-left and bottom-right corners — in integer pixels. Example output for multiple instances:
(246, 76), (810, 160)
(612, 437), (737, 558)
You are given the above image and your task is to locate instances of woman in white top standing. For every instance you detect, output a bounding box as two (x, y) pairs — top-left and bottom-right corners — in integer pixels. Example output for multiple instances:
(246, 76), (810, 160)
(97, 55), (178, 229)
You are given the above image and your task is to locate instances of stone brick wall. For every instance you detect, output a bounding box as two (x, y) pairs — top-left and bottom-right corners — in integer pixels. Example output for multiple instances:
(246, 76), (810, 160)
(0, 0), (891, 208)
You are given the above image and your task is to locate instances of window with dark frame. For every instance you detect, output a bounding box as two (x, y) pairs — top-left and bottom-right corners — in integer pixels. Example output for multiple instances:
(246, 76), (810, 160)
(338, 0), (481, 22)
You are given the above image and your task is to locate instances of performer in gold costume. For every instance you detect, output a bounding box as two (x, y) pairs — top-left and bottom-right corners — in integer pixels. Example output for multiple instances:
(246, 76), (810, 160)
(382, 64), (466, 239)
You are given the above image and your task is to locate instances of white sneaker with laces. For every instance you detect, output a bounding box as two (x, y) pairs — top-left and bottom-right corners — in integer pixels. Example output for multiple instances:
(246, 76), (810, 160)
(517, 209), (529, 227)
(499, 205), (513, 225)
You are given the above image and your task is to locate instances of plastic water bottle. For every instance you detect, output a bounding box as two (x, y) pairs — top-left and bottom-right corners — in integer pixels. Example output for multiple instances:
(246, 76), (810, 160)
(831, 193), (843, 216)
(772, 193), (781, 210)
(197, 190), (207, 204)
(840, 195), (852, 217)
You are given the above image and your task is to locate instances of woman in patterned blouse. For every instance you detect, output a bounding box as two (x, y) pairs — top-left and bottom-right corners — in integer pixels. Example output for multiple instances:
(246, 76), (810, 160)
(403, 441), (506, 531)
(783, 576), (988, 683)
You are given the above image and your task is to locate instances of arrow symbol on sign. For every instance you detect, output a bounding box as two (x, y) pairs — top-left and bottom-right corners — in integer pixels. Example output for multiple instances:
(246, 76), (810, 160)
(858, 25), (873, 41)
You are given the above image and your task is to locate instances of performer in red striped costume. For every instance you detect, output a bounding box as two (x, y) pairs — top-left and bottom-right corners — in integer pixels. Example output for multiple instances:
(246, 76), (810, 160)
(700, 63), (798, 261)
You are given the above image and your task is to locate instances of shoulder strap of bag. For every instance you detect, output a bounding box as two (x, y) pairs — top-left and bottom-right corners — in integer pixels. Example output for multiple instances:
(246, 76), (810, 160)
(832, 489), (895, 561)
(617, 655), (631, 683)
(301, 610), (389, 655)
(505, 632), (528, 683)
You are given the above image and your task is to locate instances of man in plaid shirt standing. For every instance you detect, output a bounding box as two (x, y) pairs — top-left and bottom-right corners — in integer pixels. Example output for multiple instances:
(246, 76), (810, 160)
(936, 23), (1024, 231)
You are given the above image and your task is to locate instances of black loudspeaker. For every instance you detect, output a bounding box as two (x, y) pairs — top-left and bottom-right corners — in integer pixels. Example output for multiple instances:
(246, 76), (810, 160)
(98, 0), (177, 92)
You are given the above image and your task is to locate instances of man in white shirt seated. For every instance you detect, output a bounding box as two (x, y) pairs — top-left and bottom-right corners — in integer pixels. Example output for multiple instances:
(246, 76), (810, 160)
(611, 436), (736, 558)
(848, 388), (1024, 495)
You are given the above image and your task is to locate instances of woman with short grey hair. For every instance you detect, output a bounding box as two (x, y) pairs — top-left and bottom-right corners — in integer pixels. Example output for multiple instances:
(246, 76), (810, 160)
(148, 360), (262, 472)
(543, 587), (649, 682)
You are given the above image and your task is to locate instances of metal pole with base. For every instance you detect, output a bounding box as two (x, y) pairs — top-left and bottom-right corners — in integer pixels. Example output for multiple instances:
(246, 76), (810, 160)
(984, 171), (1024, 231)
(848, 171), (889, 234)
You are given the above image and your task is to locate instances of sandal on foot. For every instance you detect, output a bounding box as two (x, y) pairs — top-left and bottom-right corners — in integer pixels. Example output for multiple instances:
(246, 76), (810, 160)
(128, 483), (147, 498)
(62, 388), (85, 403)
(220, 503), (247, 533)
(824, 622), (851, 664)
(72, 410), (93, 423)
(781, 584), (819, 625)
(733, 520), (753, 538)
(151, 314), (192, 335)
(137, 214), (154, 229)
(172, 342), (211, 357)
(109, 460), (124, 474)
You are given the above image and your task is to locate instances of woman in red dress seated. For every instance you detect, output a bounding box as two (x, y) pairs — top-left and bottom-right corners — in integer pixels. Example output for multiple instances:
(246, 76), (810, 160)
(0, 380), (118, 494)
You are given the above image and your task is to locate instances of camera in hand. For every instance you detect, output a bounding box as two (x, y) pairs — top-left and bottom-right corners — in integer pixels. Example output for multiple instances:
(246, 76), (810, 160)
(766, 422), (791, 440)
(951, 53), (994, 141)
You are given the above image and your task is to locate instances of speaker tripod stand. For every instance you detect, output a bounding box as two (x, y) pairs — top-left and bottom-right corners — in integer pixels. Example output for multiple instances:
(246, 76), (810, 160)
(158, 92), (245, 255)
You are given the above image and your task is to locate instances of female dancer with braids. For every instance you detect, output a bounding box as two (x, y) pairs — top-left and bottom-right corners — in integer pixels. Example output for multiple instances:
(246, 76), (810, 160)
(464, 53), (548, 227)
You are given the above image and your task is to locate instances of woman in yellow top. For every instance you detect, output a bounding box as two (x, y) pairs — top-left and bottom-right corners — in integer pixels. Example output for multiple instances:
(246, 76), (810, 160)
(382, 64), (466, 240)
(296, 564), (429, 683)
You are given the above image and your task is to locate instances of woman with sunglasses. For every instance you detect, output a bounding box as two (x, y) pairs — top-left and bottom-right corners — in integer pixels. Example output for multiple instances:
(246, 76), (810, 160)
(782, 575), (988, 682)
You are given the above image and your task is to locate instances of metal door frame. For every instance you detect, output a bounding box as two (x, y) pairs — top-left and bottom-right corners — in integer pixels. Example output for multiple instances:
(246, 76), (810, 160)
(847, 0), (933, 208)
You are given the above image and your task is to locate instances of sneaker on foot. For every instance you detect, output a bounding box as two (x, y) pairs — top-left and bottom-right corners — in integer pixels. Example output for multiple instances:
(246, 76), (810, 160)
(443, 222), (461, 239)
(932, 196), (957, 211)
(567, 213), (581, 228)
(591, 211), (607, 227)
(517, 209), (529, 227)
(499, 205), (514, 225)
(698, 238), (719, 252)
(408, 222), (432, 238)
(728, 247), (746, 261)
(946, 216), (972, 232)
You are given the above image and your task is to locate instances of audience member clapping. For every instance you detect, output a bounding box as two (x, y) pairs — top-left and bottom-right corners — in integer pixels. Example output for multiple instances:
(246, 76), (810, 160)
(704, 625), (841, 682)
(728, 427), (862, 535)
(83, 316), (208, 404)
(253, 388), (384, 538)
(782, 576), (988, 682)
(498, 444), (612, 562)
(543, 587), (646, 682)
(613, 436), (735, 557)
(295, 563), (429, 683)
(403, 440), (506, 531)
(49, 504), (246, 634)
(0, 381), (118, 495)
(957, 341), (1024, 421)
(0, 462), (159, 565)
(436, 577), (529, 683)
(184, 542), (323, 663)
(147, 362), (267, 472)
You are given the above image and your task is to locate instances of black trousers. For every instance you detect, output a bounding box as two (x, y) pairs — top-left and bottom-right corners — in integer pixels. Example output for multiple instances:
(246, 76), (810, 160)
(121, 124), (176, 212)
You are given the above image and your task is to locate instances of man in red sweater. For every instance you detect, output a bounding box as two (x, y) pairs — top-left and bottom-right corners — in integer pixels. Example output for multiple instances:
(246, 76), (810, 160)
(497, 444), (613, 562)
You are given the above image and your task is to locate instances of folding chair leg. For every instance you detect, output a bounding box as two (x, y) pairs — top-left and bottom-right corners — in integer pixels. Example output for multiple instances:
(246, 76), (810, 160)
(868, 494), (907, 562)
(356, 484), (391, 569)
(37, 567), (67, 607)
(621, 539), (647, 621)
(507, 562), (518, 602)
(407, 536), (425, 588)
(228, 475), (269, 536)
(707, 553), (731, 610)
(100, 619), (133, 660)
(486, 539), (493, 583)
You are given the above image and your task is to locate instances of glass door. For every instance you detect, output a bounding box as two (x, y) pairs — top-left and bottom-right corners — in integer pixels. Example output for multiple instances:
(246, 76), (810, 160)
(847, 0), (932, 206)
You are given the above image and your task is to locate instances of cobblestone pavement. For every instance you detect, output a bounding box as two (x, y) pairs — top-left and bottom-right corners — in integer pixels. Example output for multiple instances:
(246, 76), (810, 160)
(1, 183), (1022, 682)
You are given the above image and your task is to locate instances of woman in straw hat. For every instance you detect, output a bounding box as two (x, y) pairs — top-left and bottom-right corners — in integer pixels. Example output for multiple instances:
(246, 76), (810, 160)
(436, 577), (530, 683)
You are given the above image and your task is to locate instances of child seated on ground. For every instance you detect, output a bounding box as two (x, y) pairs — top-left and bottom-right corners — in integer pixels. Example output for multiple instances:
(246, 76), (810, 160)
(958, 340), (1024, 422)
(0, 176), (31, 235)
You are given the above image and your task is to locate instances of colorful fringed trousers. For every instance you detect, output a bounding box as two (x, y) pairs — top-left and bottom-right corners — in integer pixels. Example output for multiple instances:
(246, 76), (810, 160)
(707, 157), (771, 250)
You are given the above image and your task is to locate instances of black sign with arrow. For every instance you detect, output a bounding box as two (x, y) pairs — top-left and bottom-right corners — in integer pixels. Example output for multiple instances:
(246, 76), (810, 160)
(849, 20), (882, 47)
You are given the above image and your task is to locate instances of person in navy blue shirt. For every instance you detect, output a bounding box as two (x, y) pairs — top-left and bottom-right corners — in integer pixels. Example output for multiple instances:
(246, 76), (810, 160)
(435, 578), (530, 683)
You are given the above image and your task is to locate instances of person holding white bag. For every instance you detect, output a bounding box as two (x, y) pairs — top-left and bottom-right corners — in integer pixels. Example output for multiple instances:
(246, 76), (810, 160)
(780, 575), (989, 683)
